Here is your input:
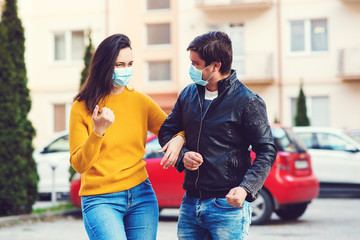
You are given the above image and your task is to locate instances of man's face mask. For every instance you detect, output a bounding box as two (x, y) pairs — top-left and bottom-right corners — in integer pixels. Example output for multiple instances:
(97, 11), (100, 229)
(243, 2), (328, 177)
(189, 64), (214, 86)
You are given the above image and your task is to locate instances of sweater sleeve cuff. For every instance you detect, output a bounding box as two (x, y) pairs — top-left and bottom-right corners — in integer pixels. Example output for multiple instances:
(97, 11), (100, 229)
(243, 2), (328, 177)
(172, 131), (186, 144)
(90, 131), (105, 142)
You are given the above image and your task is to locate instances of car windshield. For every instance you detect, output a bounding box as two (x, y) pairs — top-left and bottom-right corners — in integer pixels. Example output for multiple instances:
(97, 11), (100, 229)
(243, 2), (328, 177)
(272, 127), (307, 153)
(44, 135), (69, 153)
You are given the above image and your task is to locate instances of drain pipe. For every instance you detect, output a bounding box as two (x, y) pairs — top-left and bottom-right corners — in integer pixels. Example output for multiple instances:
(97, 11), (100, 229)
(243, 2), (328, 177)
(276, 0), (283, 124)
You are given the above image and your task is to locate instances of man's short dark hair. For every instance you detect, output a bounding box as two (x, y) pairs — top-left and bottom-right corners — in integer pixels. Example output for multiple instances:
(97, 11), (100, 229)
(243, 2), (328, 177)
(187, 31), (232, 75)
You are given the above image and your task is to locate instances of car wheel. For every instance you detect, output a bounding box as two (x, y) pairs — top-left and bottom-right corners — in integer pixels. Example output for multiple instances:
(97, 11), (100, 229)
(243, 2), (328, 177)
(275, 202), (308, 220)
(251, 189), (273, 225)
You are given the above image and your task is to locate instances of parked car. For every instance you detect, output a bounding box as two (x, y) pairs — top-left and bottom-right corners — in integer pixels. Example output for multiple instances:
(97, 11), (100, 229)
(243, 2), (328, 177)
(293, 127), (360, 197)
(33, 131), (70, 200)
(70, 125), (319, 225)
(347, 128), (360, 143)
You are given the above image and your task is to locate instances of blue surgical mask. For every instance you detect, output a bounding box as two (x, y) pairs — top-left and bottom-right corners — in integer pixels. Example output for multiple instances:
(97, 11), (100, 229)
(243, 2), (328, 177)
(189, 64), (214, 86)
(113, 67), (133, 87)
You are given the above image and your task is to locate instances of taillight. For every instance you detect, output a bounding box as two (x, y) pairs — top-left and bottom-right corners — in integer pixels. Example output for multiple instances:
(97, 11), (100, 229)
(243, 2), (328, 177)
(276, 152), (312, 176)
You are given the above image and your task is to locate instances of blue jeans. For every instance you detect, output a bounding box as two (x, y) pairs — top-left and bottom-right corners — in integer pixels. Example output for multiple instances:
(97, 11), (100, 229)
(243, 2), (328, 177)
(178, 193), (252, 240)
(81, 179), (159, 240)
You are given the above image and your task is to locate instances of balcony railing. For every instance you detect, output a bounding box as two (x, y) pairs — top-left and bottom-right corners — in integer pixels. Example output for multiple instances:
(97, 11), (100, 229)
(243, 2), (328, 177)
(234, 52), (274, 84)
(338, 48), (360, 81)
(196, 0), (274, 11)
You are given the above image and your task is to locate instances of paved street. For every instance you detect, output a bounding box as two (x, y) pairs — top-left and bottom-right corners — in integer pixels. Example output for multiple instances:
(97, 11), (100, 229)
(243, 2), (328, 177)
(0, 198), (359, 240)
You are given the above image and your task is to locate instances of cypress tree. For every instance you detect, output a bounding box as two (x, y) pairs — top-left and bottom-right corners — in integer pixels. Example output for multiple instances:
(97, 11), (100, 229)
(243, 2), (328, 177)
(0, 0), (38, 216)
(80, 30), (94, 88)
(295, 80), (310, 126)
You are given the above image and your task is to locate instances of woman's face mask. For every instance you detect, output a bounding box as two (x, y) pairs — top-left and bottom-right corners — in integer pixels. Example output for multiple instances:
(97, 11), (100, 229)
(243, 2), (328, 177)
(189, 64), (214, 86)
(113, 67), (133, 87)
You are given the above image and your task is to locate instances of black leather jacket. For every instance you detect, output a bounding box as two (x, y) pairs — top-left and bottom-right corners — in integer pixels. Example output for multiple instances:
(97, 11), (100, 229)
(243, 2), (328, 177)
(158, 70), (277, 202)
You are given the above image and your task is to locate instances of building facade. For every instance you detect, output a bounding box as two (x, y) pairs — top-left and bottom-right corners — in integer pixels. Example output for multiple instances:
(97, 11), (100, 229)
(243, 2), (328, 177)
(8, 0), (360, 148)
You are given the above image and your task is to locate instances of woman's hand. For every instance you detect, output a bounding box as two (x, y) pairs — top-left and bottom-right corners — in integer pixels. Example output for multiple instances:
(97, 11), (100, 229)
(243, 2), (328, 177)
(159, 135), (185, 169)
(92, 105), (115, 136)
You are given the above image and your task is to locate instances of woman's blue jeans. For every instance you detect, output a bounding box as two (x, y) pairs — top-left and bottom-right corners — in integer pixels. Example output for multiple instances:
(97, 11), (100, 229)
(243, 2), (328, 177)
(81, 179), (159, 240)
(178, 193), (252, 240)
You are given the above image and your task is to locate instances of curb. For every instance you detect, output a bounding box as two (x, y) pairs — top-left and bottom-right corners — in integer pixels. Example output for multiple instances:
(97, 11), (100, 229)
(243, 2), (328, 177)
(0, 209), (81, 228)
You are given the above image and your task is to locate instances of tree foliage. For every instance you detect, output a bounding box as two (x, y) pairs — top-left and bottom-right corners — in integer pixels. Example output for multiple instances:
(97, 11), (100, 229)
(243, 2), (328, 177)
(295, 81), (310, 126)
(80, 31), (94, 88)
(0, 0), (38, 216)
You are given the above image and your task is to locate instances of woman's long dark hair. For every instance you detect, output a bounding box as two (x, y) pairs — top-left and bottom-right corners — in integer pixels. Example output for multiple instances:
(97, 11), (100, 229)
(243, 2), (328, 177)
(74, 34), (132, 112)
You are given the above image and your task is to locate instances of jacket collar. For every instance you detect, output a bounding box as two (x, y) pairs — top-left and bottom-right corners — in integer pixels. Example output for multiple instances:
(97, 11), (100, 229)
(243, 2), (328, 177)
(196, 69), (238, 96)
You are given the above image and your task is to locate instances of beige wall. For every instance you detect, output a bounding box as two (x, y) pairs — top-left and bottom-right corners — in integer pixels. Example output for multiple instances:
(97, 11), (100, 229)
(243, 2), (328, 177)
(280, 0), (360, 128)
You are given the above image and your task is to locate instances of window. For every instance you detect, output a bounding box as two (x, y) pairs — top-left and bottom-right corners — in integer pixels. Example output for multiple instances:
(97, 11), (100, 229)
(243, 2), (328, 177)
(54, 34), (66, 61)
(53, 30), (84, 61)
(228, 24), (245, 76)
(146, 0), (169, 10)
(317, 133), (348, 151)
(290, 19), (328, 53)
(148, 61), (171, 82)
(54, 104), (66, 132)
(290, 21), (305, 52)
(53, 103), (71, 132)
(147, 23), (170, 45)
(291, 96), (329, 127)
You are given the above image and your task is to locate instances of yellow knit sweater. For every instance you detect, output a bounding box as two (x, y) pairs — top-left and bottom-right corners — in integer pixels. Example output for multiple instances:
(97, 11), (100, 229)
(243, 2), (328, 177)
(69, 88), (168, 196)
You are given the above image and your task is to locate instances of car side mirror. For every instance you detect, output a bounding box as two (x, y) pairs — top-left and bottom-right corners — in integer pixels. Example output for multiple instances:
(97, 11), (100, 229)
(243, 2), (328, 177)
(345, 145), (359, 153)
(41, 147), (49, 154)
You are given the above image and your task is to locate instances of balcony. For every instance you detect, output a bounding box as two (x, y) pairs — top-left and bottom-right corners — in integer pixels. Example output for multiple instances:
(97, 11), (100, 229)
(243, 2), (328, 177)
(196, 0), (274, 11)
(338, 48), (360, 81)
(234, 52), (274, 84)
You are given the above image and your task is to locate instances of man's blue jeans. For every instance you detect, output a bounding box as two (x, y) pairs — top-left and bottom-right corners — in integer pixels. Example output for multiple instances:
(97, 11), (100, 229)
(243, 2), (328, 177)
(81, 179), (159, 240)
(178, 193), (252, 240)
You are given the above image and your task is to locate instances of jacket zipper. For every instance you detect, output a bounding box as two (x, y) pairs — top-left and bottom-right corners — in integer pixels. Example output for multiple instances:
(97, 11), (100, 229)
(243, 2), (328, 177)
(195, 90), (203, 197)
(194, 86), (229, 198)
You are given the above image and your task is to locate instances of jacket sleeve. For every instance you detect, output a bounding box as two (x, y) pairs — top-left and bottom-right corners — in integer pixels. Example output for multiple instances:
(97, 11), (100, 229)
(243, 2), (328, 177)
(158, 90), (188, 173)
(239, 96), (277, 202)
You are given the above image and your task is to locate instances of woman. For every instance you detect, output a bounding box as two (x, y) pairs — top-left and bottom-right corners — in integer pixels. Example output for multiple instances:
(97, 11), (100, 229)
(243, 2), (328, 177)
(69, 34), (184, 240)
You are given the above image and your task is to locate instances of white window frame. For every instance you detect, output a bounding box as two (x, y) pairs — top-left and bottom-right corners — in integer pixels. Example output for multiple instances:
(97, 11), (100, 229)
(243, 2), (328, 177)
(51, 30), (84, 64)
(144, 60), (173, 85)
(288, 18), (328, 56)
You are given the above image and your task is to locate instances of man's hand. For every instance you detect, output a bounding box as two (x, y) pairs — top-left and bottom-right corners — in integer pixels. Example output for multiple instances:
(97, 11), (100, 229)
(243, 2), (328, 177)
(159, 135), (185, 169)
(226, 187), (248, 207)
(183, 151), (203, 171)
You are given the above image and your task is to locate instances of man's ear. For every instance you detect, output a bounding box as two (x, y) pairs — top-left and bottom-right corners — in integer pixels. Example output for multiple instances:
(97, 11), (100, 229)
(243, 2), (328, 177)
(213, 62), (221, 72)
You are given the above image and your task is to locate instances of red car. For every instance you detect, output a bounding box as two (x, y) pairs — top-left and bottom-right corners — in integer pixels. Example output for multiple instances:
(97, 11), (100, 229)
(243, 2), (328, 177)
(70, 125), (319, 225)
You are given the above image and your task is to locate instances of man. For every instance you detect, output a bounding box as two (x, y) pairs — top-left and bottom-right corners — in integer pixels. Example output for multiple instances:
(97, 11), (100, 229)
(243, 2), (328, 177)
(158, 31), (277, 240)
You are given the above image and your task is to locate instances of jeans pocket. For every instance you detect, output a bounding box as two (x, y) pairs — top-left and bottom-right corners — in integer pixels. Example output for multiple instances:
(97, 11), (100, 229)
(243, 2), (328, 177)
(143, 178), (152, 186)
(213, 198), (240, 209)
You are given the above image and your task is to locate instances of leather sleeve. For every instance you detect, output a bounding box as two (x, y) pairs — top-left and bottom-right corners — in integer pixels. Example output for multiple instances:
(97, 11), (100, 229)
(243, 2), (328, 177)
(158, 90), (188, 173)
(239, 96), (277, 202)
